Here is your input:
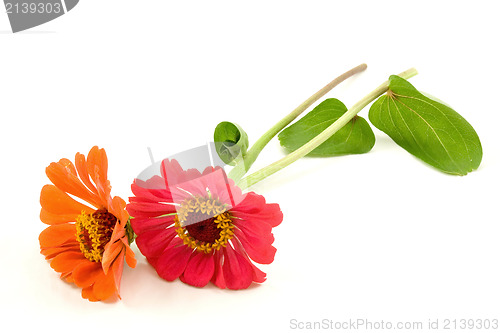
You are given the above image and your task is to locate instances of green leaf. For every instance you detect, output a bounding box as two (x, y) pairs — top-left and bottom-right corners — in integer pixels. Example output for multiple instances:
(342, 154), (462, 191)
(368, 75), (482, 175)
(278, 98), (375, 157)
(214, 121), (249, 165)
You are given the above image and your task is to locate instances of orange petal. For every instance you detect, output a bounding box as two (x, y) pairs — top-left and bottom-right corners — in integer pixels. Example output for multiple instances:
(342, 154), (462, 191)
(59, 158), (77, 175)
(75, 152), (97, 194)
(46, 160), (101, 208)
(92, 269), (117, 301)
(125, 244), (137, 268)
(41, 246), (80, 260)
(73, 261), (103, 288)
(50, 251), (87, 275)
(87, 146), (109, 195)
(107, 228), (137, 270)
(64, 273), (75, 283)
(102, 242), (123, 274)
(40, 185), (93, 215)
(39, 224), (77, 249)
(111, 256), (125, 296)
(40, 208), (77, 225)
(109, 196), (129, 226)
(82, 285), (99, 302)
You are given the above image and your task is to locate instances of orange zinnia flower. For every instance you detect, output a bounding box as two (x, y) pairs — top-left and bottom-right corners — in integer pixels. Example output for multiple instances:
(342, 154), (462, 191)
(39, 146), (136, 301)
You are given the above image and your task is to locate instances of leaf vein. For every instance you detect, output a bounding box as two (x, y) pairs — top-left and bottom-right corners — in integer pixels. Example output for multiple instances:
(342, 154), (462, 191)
(393, 93), (471, 165)
(393, 97), (463, 173)
(389, 96), (445, 168)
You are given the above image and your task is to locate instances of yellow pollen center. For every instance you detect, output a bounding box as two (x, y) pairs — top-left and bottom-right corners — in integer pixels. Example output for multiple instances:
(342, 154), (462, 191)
(174, 196), (234, 254)
(75, 209), (116, 262)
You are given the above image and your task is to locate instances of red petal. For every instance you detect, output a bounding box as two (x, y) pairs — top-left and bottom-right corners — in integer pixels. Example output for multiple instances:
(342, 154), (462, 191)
(131, 177), (173, 201)
(258, 203), (283, 227)
(251, 263), (266, 283)
(222, 246), (254, 290)
(233, 192), (266, 213)
(233, 229), (277, 264)
(130, 215), (175, 234)
(233, 217), (274, 240)
(135, 227), (177, 258)
(232, 238), (267, 283)
(180, 251), (215, 287)
(211, 250), (226, 289)
(155, 241), (193, 281)
(161, 159), (202, 186)
(232, 201), (283, 228)
(204, 168), (246, 207)
(126, 201), (177, 218)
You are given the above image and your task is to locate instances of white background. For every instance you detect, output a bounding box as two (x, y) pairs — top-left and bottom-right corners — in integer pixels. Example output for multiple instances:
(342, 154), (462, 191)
(1, 1), (499, 332)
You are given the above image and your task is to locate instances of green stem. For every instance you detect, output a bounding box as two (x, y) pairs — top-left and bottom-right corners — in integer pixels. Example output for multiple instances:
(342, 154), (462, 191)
(238, 67), (418, 190)
(228, 63), (368, 182)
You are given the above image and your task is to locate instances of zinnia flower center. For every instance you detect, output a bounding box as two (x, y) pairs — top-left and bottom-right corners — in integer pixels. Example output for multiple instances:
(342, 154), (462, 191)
(174, 196), (234, 253)
(75, 209), (116, 262)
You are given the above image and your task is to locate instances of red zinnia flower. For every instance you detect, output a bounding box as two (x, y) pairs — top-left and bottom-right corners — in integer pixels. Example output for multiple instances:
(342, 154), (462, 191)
(39, 146), (136, 301)
(127, 159), (282, 289)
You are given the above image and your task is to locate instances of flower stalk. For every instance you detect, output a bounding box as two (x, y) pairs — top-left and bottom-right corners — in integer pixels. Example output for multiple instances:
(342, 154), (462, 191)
(228, 63), (368, 182)
(238, 67), (418, 190)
